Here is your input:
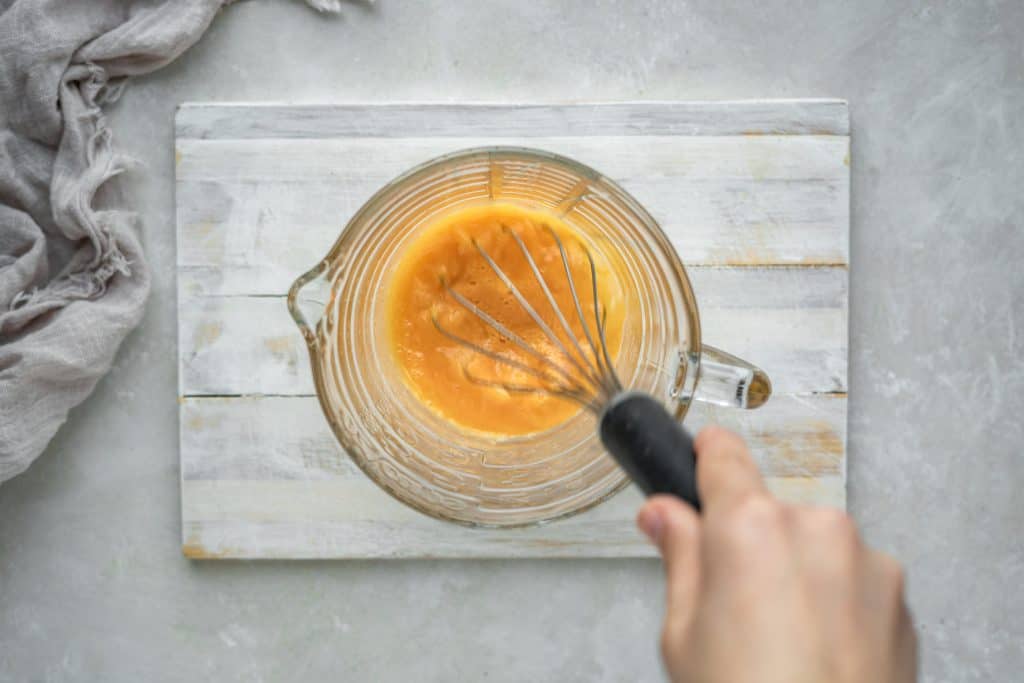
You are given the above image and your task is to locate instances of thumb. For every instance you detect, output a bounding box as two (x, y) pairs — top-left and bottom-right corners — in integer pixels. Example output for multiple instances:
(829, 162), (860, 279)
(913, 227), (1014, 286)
(638, 495), (702, 639)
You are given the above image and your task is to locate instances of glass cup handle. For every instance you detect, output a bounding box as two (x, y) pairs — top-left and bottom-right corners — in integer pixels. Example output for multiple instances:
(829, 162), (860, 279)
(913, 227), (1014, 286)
(287, 261), (331, 348)
(694, 345), (772, 409)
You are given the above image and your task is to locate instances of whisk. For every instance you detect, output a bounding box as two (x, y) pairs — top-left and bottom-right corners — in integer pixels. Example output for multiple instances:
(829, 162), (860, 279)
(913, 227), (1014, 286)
(432, 226), (702, 511)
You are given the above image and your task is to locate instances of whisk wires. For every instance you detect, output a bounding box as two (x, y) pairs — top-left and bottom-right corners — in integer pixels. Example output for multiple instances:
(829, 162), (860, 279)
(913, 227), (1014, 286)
(430, 225), (621, 414)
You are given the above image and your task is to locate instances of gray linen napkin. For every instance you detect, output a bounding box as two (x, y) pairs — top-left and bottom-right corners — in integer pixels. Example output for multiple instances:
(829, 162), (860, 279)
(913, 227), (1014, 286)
(0, 0), (336, 483)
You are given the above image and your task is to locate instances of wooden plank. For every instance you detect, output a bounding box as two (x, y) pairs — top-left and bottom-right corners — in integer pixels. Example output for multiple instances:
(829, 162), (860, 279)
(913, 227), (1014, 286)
(176, 136), (848, 181)
(175, 135), (847, 280)
(179, 392), (845, 558)
(182, 478), (846, 559)
(181, 394), (845, 483)
(181, 474), (846, 559)
(177, 267), (847, 397)
(178, 389), (847, 561)
(175, 101), (850, 140)
(181, 515), (658, 559)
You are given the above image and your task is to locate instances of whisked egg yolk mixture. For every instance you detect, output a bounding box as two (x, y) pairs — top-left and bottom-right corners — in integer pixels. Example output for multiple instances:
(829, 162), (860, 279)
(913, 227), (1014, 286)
(385, 203), (624, 436)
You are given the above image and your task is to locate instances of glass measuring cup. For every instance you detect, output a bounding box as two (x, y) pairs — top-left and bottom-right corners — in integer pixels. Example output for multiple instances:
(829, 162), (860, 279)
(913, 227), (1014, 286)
(288, 147), (770, 527)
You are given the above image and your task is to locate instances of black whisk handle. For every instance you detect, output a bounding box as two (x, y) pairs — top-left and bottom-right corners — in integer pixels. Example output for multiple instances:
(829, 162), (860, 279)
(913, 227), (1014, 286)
(598, 392), (701, 511)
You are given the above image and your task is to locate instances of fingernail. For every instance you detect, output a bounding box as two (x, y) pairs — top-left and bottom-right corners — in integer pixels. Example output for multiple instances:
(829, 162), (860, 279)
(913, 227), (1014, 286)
(638, 506), (664, 545)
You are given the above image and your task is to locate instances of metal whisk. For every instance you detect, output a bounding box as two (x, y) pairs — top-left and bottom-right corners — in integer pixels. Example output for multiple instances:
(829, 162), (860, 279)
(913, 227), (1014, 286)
(432, 226), (701, 511)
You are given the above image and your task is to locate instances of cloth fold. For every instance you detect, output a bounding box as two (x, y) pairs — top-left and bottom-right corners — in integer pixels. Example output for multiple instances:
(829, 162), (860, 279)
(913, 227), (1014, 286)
(0, 0), (335, 483)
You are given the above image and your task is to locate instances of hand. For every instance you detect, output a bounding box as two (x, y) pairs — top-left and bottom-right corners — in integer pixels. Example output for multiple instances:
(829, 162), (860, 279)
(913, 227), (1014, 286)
(637, 427), (917, 683)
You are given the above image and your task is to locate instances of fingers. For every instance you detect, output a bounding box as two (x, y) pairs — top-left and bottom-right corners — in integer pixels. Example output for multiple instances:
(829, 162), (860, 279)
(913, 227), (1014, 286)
(638, 495), (703, 641)
(694, 426), (766, 514)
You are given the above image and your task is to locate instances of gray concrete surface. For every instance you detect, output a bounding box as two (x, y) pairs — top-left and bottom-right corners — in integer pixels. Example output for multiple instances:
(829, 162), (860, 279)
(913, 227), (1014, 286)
(2, 1), (1022, 680)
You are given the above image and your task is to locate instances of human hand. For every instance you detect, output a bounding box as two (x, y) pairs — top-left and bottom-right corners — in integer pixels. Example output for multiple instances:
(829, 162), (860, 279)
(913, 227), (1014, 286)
(637, 427), (917, 683)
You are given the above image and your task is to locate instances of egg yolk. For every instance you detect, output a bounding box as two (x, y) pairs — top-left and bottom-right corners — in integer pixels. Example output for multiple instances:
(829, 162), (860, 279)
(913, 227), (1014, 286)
(385, 202), (624, 436)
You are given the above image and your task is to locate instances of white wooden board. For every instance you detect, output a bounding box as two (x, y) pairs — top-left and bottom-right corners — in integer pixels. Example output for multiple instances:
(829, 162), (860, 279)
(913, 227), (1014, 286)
(176, 101), (850, 559)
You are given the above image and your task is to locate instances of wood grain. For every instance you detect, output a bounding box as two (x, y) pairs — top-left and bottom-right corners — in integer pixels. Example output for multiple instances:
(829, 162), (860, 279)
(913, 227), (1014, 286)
(181, 394), (845, 483)
(175, 100), (850, 140)
(176, 101), (850, 559)
(178, 268), (847, 397)
(181, 474), (847, 560)
(176, 134), (849, 284)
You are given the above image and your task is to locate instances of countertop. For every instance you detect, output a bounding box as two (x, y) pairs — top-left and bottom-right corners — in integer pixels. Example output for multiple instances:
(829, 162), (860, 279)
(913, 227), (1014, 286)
(1, 1), (1021, 681)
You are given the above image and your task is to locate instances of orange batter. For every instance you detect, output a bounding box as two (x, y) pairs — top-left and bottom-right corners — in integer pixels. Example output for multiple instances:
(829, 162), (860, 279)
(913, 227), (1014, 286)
(386, 203), (624, 436)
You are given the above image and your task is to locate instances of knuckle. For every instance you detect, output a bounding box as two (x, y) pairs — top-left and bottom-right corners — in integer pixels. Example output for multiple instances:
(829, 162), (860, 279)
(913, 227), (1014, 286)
(720, 494), (785, 545)
(734, 493), (784, 526)
(799, 509), (867, 576)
